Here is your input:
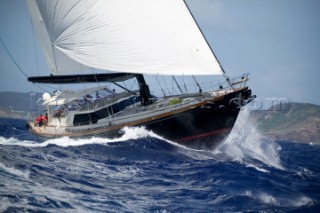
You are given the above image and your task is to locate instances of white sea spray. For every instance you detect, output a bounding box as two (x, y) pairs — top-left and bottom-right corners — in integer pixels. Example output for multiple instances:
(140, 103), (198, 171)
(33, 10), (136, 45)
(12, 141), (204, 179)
(214, 108), (284, 170)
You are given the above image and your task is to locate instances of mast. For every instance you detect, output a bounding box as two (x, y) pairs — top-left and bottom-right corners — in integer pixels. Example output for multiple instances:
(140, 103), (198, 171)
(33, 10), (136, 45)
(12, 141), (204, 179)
(182, 0), (233, 87)
(135, 74), (153, 106)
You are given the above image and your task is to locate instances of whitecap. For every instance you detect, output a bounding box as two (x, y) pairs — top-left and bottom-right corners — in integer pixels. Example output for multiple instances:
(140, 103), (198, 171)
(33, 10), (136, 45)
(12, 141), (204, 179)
(289, 196), (313, 207)
(257, 192), (279, 205)
(0, 162), (29, 179)
(246, 163), (270, 173)
(214, 108), (284, 170)
(0, 127), (159, 148)
(250, 191), (313, 208)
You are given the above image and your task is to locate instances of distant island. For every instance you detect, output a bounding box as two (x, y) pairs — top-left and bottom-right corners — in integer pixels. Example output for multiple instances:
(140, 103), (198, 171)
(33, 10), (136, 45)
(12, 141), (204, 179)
(0, 91), (319, 143)
(251, 102), (320, 144)
(0, 108), (28, 119)
(0, 91), (41, 120)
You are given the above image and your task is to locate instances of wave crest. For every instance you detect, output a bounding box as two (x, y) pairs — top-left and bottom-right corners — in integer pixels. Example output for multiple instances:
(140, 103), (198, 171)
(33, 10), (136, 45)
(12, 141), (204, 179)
(0, 126), (161, 148)
(214, 108), (284, 170)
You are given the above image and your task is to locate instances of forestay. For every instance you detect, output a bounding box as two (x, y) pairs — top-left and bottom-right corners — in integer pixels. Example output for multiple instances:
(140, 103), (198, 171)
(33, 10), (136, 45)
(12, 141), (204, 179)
(27, 0), (223, 76)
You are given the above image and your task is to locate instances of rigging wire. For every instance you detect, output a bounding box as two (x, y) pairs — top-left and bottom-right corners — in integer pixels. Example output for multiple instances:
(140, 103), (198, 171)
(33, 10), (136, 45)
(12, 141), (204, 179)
(161, 76), (171, 96)
(183, 0), (233, 88)
(30, 18), (40, 76)
(92, 68), (100, 86)
(155, 75), (166, 97)
(31, 82), (54, 93)
(37, 83), (58, 91)
(172, 76), (184, 95)
(170, 77), (177, 95)
(91, 68), (113, 122)
(161, 76), (170, 96)
(0, 37), (29, 78)
(0, 37), (54, 93)
(181, 75), (188, 94)
(192, 75), (203, 93)
(51, 45), (63, 92)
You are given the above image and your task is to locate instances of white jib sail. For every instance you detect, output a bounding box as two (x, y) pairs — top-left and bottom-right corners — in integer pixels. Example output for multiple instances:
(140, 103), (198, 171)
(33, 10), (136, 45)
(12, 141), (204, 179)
(26, 0), (223, 76)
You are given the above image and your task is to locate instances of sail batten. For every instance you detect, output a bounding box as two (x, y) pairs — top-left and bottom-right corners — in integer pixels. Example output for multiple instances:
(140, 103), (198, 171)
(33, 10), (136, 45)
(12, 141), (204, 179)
(27, 0), (223, 76)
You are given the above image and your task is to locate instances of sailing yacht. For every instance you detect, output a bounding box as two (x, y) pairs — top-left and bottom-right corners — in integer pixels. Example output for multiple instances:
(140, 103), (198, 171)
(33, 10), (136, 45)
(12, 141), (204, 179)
(26, 0), (255, 149)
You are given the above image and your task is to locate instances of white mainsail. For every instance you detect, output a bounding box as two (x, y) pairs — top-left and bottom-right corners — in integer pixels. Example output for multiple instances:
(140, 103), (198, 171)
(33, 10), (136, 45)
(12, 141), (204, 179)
(26, 0), (223, 76)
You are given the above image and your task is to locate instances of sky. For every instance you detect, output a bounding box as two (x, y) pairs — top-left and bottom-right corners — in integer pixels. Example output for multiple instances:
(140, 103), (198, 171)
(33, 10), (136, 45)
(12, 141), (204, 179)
(0, 0), (319, 105)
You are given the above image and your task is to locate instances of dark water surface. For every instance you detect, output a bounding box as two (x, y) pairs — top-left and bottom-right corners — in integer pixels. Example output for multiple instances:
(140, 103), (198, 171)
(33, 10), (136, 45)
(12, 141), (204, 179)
(0, 110), (319, 212)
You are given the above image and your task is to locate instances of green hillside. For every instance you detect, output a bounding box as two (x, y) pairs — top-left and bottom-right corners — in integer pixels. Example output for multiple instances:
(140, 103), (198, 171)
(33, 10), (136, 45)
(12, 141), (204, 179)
(252, 103), (320, 143)
(0, 91), (42, 112)
(0, 91), (43, 119)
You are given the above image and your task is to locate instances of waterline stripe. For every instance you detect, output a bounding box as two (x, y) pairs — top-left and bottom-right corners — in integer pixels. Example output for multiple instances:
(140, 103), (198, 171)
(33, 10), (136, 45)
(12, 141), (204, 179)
(176, 128), (231, 142)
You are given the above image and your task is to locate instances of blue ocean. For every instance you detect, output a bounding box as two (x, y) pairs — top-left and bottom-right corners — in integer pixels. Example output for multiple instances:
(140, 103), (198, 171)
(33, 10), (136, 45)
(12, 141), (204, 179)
(0, 110), (319, 212)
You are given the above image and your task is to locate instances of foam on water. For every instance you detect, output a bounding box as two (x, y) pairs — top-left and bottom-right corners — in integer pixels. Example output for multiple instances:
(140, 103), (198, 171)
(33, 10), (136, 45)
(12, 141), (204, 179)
(0, 118), (319, 212)
(0, 126), (206, 159)
(245, 191), (314, 208)
(0, 110), (284, 168)
(214, 108), (284, 170)
(0, 162), (29, 179)
(0, 126), (160, 148)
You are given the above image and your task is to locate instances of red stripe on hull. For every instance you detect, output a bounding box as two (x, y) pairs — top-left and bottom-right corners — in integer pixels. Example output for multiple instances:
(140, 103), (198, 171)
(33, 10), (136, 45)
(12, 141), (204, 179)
(176, 128), (232, 143)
